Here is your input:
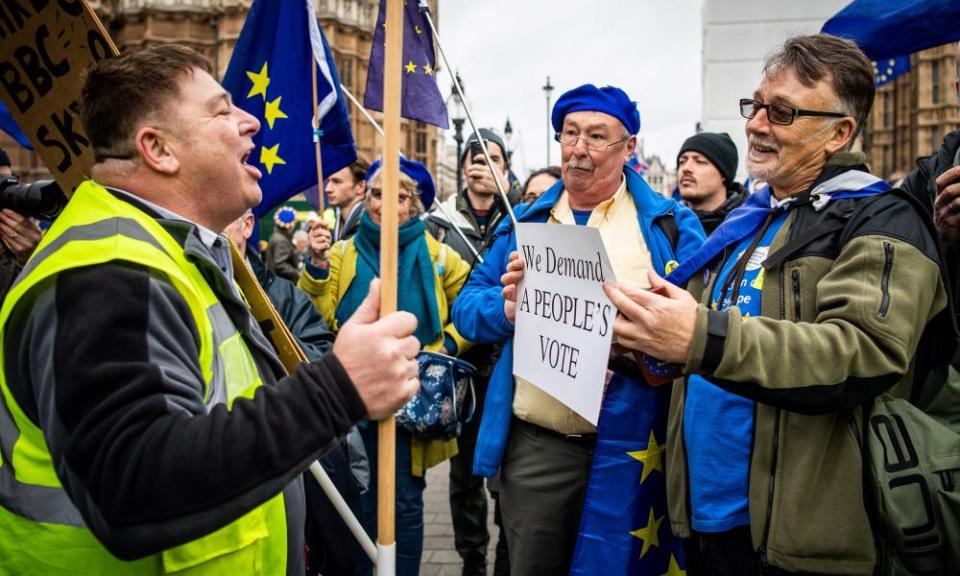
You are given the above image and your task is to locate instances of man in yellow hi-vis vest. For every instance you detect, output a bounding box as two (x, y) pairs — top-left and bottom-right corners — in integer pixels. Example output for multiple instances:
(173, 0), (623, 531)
(0, 45), (420, 575)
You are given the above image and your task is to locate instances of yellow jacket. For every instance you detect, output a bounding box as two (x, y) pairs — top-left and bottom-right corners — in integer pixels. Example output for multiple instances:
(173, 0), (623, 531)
(298, 231), (472, 475)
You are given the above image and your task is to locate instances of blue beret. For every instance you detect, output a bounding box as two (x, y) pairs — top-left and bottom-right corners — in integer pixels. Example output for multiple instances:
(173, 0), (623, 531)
(367, 156), (436, 210)
(551, 84), (640, 135)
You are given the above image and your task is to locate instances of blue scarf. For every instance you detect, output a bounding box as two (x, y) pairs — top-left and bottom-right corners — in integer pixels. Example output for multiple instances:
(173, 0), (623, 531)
(666, 170), (891, 286)
(337, 212), (442, 347)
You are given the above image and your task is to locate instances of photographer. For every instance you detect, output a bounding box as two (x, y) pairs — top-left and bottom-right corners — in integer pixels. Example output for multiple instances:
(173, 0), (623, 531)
(0, 148), (42, 304)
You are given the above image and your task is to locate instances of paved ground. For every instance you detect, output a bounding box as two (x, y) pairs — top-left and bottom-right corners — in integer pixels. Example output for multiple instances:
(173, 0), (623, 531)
(420, 460), (499, 576)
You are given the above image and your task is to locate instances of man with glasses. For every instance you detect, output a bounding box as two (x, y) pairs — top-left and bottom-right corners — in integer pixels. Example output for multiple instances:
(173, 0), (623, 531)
(451, 84), (704, 576)
(603, 34), (955, 575)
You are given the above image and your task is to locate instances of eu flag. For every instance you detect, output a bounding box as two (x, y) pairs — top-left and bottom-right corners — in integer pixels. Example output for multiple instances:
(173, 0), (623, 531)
(873, 56), (911, 87)
(0, 99), (31, 150)
(223, 0), (356, 219)
(364, 0), (449, 128)
(823, 0), (960, 61)
(570, 374), (685, 576)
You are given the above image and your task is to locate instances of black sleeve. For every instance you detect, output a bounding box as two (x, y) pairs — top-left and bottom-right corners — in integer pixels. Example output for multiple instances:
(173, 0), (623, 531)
(270, 276), (335, 360)
(13, 262), (366, 559)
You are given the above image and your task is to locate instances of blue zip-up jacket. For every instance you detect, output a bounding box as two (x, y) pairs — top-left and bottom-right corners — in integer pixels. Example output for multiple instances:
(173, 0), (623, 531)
(452, 167), (706, 476)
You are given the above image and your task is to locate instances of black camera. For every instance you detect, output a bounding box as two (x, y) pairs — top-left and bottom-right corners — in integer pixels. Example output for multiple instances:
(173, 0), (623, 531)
(0, 175), (67, 221)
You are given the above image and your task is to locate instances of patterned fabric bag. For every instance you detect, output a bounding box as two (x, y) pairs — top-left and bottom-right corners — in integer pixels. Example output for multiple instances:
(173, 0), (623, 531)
(396, 351), (476, 440)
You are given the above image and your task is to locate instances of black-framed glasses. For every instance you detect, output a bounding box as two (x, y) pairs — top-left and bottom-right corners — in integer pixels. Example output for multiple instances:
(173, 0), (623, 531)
(368, 188), (412, 203)
(554, 131), (630, 152)
(739, 98), (848, 126)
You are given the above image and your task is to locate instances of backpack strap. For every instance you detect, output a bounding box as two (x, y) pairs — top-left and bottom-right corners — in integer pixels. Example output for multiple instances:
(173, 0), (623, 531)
(655, 213), (679, 251)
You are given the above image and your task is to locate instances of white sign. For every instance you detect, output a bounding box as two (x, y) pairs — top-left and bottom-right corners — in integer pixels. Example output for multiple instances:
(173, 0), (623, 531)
(513, 222), (617, 425)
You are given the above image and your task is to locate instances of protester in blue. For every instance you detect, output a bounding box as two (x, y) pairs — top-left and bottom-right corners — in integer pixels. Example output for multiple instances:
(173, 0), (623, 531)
(452, 84), (705, 576)
(604, 35), (956, 575)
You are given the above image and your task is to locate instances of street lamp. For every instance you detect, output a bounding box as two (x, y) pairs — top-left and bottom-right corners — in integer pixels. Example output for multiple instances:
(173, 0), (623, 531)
(446, 71), (466, 192)
(503, 117), (513, 162)
(543, 76), (554, 166)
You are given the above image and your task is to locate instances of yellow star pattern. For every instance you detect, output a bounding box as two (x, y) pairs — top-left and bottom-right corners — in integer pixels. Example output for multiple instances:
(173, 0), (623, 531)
(260, 143), (286, 174)
(264, 96), (288, 129)
(415, 25), (422, 35)
(627, 429), (664, 484)
(661, 555), (686, 576)
(629, 508), (663, 558)
(424, 64), (433, 75)
(246, 62), (270, 100)
(404, 61), (417, 74)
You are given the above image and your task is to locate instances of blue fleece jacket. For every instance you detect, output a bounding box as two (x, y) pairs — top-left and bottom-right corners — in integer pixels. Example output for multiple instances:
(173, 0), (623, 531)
(452, 167), (706, 477)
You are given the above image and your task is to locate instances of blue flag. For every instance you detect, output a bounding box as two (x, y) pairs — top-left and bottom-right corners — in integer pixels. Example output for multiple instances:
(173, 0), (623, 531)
(364, 0), (449, 128)
(0, 99), (32, 150)
(570, 374), (685, 576)
(822, 0), (960, 61)
(223, 0), (356, 218)
(873, 56), (911, 87)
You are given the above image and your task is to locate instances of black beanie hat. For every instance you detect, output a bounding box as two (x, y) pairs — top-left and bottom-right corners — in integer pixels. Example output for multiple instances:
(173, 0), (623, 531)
(676, 132), (738, 185)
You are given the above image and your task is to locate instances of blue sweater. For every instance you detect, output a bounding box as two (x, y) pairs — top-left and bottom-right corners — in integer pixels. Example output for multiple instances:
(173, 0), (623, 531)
(452, 167), (706, 476)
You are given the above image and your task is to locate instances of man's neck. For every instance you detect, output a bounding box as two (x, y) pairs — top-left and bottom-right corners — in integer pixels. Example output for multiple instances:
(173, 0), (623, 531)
(568, 175), (623, 211)
(466, 189), (496, 212)
(686, 190), (727, 213)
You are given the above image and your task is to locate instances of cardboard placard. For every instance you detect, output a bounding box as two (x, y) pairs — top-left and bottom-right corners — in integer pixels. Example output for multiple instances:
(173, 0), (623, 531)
(0, 0), (118, 194)
(513, 222), (617, 425)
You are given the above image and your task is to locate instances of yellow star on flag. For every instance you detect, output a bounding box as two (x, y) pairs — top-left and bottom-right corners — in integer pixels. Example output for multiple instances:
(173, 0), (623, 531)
(661, 554), (686, 576)
(629, 508), (663, 558)
(264, 96), (288, 129)
(404, 61), (417, 74)
(415, 25), (422, 34)
(627, 429), (664, 484)
(424, 64), (433, 75)
(246, 62), (270, 101)
(260, 143), (286, 174)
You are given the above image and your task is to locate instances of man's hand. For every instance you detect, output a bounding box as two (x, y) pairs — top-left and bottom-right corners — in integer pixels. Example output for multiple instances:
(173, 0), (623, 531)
(603, 269), (698, 364)
(308, 219), (332, 265)
(334, 279), (420, 420)
(0, 209), (41, 265)
(501, 251), (525, 324)
(465, 161), (506, 196)
(934, 165), (960, 247)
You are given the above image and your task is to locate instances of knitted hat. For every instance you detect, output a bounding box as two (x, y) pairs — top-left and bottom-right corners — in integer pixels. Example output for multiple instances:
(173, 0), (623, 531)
(551, 84), (641, 135)
(366, 156), (436, 209)
(676, 132), (738, 185)
(461, 128), (509, 169)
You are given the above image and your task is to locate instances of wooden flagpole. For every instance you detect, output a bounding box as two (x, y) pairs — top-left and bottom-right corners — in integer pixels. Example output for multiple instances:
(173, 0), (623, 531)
(378, 0), (403, 573)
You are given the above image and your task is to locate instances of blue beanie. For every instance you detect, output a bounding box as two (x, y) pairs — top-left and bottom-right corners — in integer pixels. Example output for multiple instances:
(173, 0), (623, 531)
(551, 84), (640, 135)
(366, 156), (436, 209)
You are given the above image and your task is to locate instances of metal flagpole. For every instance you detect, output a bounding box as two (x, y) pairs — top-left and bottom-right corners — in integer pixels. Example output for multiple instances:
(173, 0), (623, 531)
(338, 83), (484, 265)
(417, 0), (518, 229)
(378, 0), (403, 573)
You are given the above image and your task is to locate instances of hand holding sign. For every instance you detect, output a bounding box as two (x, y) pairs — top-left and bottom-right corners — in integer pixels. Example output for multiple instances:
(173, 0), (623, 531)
(501, 251), (524, 324)
(603, 269), (698, 364)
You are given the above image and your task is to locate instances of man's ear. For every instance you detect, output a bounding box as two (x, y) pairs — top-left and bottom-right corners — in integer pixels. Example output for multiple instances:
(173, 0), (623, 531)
(624, 135), (638, 161)
(825, 117), (856, 154)
(134, 125), (180, 175)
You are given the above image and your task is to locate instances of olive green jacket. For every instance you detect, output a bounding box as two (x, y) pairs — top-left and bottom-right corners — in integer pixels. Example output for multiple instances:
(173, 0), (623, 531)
(667, 165), (955, 575)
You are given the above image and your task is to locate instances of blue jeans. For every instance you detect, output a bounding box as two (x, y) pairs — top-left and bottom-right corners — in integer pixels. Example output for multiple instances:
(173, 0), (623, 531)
(358, 425), (426, 576)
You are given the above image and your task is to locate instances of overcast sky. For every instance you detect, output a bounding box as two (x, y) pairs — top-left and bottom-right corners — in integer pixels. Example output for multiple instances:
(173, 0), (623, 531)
(437, 0), (704, 178)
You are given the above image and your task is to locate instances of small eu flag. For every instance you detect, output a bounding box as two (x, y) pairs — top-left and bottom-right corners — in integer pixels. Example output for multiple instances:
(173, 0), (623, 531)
(223, 0), (356, 219)
(364, 0), (449, 129)
(873, 56), (911, 87)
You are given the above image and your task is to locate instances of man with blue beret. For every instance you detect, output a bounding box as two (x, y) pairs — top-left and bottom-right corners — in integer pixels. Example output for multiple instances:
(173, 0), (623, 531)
(452, 84), (706, 575)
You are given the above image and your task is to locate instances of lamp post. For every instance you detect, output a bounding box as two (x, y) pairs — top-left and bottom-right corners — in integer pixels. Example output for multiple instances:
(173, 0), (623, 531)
(503, 117), (513, 163)
(447, 71), (466, 193)
(543, 76), (554, 166)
